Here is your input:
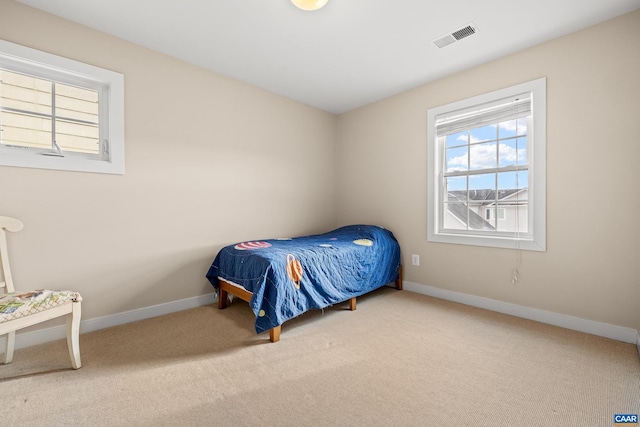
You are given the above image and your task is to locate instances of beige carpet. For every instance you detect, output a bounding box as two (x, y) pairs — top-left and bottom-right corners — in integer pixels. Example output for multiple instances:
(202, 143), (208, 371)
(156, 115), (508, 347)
(1, 287), (638, 426)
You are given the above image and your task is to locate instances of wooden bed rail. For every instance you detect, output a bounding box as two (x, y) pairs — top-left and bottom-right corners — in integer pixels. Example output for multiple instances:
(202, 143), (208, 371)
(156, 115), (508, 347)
(217, 279), (282, 342)
(217, 264), (403, 343)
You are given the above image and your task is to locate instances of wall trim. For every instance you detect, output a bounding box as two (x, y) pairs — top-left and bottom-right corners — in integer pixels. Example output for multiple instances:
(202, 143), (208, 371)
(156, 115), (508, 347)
(404, 281), (638, 344)
(3, 286), (637, 351)
(2, 293), (216, 352)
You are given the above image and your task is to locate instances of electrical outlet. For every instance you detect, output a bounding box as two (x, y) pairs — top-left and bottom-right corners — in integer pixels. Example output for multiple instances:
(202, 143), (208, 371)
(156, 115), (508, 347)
(411, 254), (420, 266)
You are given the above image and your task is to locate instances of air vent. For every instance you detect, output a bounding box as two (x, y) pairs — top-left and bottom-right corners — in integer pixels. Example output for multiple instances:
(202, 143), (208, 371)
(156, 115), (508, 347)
(433, 22), (478, 48)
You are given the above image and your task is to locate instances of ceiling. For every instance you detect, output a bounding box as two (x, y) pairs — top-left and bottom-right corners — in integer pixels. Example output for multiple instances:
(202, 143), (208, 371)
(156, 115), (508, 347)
(16, 0), (640, 114)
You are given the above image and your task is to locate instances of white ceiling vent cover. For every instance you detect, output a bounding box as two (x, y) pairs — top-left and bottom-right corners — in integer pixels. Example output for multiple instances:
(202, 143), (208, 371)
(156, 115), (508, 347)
(433, 23), (478, 48)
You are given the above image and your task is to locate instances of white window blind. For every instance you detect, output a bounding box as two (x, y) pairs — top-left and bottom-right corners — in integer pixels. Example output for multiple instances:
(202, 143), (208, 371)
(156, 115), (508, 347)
(436, 94), (531, 137)
(0, 69), (101, 156)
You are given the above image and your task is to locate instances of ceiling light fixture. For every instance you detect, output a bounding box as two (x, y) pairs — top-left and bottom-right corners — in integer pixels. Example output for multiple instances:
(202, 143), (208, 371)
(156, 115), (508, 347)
(291, 0), (328, 11)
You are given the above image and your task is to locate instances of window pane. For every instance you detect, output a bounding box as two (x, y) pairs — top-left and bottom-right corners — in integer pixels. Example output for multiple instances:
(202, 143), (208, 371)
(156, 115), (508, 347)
(469, 173), (495, 192)
(496, 171), (528, 233)
(0, 70), (52, 115)
(444, 202), (467, 230)
(469, 142), (497, 170)
(495, 202), (528, 233)
(56, 119), (99, 154)
(469, 124), (496, 143)
(517, 117), (527, 136)
(1, 72), (101, 155)
(445, 176), (467, 194)
(498, 171), (528, 194)
(445, 177), (468, 229)
(517, 137), (527, 164)
(498, 139), (518, 167)
(469, 207), (494, 230)
(498, 119), (517, 139)
(0, 110), (51, 149)
(446, 131), (467, 148)
(468, 173), (495, 230)
(446, 146), (468, 172)
(55, 82), (99, 123)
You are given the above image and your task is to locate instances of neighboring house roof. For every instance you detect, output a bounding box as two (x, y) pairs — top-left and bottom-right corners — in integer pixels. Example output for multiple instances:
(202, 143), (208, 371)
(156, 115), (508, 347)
(447, 193), (495, 230)
(446, 188), (528, 230)
(450, 189), (526, 205)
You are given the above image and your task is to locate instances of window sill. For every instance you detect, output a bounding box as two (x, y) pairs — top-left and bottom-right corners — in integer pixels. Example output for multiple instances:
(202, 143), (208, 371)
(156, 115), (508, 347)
(0, 150), (124, 175)
(428, 231), (546, 252)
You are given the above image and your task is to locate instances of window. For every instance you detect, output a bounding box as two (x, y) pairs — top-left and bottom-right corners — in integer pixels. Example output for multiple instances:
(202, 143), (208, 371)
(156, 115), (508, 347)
(485, 207), (506, 221)
(0, 39), (124, 174)
(427, 78), (546, 251)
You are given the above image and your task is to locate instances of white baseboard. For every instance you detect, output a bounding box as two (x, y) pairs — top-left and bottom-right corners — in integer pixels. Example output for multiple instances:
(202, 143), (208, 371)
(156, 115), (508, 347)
(3, 285), (638, 351)
(404, 281), (638, 344)
(1, 293), (216, 352)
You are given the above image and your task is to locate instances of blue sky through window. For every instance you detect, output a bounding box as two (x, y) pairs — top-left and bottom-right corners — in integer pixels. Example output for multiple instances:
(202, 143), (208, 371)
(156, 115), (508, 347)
(445, 118), (528, 191)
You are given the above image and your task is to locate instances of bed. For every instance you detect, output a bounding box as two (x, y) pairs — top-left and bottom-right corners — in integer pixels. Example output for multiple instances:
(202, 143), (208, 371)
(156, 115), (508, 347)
(205, 224), (402, 342)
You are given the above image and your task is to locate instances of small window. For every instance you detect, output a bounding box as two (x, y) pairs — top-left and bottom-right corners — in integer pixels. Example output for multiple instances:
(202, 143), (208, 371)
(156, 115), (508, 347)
(427, 78), (546, 251)
(485, 207), (506, 221)
(0, 39), (124, 174)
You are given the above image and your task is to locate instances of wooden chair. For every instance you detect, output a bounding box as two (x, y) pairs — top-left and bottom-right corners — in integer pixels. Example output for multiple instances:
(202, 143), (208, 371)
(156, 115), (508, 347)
(0, 216), (82, 369)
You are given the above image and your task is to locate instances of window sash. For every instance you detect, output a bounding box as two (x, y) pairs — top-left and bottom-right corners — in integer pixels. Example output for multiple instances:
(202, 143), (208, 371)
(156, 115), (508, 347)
(438, 110), (531, 237)
(0, 68), (103, 158)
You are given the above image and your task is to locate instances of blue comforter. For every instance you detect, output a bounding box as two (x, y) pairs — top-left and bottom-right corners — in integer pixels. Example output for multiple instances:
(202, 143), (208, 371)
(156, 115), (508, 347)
(206, 225), (401, 333)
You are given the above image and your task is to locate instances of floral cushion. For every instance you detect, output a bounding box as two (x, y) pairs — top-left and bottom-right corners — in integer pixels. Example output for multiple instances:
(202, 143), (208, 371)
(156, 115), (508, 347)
(0, 290), (82, 323)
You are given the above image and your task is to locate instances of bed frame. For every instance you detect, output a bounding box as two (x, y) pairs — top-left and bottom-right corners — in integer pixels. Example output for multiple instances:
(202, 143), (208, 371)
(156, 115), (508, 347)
(217, 265), (403, 342)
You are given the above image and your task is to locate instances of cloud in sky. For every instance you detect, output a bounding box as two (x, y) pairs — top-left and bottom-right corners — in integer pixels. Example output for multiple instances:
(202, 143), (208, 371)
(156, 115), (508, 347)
(447, 137), (525, 172)
(444, 120), (529, 191)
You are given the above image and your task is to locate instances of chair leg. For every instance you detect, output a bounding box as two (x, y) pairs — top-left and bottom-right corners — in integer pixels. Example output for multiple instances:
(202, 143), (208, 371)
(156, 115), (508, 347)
(66, 301), (82, 369)
(2, 331), (15, 364)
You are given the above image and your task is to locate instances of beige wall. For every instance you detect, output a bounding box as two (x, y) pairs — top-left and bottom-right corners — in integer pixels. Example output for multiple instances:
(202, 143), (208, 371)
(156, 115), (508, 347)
(0, 0), (337, 322)
(1, 0), (638, 334)
(336, 10), (640, 330)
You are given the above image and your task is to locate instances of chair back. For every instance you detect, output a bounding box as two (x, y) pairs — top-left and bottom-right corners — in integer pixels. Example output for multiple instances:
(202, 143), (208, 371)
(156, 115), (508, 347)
(0, 216), (24, 295)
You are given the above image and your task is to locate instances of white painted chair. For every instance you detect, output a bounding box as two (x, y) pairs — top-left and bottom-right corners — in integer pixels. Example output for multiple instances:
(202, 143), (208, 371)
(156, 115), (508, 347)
(0, 216), (82, 369)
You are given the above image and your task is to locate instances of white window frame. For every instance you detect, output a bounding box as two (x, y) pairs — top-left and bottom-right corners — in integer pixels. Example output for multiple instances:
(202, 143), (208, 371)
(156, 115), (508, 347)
(427, 78), (546, 251)
(0, 39), (124, 174)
